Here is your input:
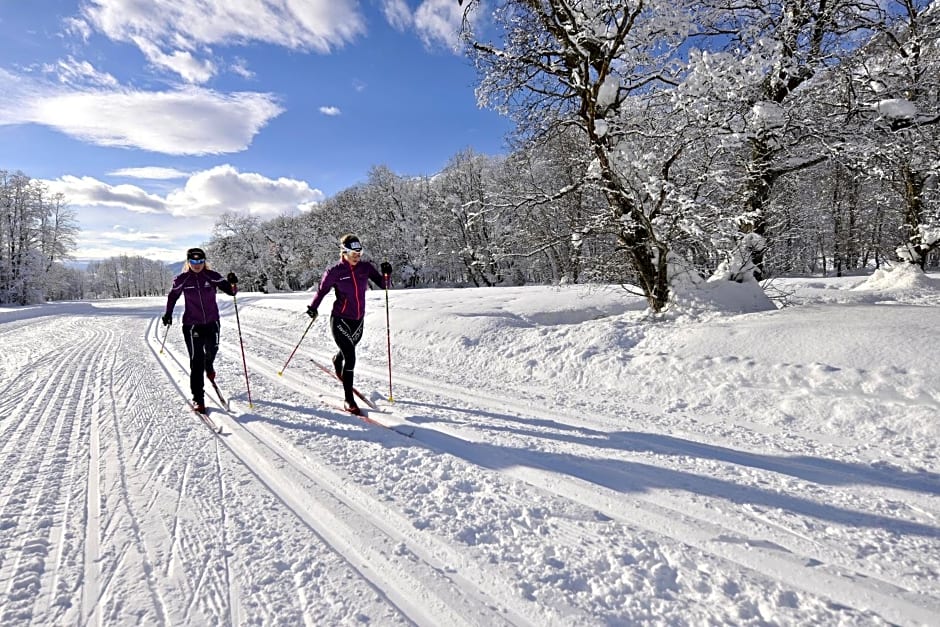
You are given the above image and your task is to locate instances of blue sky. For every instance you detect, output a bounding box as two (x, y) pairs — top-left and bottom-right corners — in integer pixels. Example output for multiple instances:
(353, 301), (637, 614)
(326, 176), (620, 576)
(0, 0), (511, 261)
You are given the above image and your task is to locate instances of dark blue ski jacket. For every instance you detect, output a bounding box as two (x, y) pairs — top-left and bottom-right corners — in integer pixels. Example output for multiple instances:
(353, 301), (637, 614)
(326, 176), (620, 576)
(165, 269), (235, 325)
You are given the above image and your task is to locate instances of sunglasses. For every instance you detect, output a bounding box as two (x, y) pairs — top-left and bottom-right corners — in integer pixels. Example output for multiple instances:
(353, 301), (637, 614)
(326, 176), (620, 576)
(342, 246), (363, 255)
(189, 258), (206, 264)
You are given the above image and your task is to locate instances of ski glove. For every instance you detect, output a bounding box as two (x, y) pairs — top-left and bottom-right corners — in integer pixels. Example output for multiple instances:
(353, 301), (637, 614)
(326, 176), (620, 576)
(161, 313), (172, 326)
(306, 306), (318, 321)
(227, 272), (238, 284)
(380, 261), (392, 275)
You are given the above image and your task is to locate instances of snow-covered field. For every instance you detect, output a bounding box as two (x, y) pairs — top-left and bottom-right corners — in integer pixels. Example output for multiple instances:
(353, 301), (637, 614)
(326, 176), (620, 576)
(1, 267), (938, 626)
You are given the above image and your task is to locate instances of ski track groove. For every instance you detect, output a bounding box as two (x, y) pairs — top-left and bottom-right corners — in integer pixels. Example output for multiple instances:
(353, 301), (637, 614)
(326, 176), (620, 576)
(0, 324), (102, 625)
(378, 353), (940, 521)
(145, 320), (236, 622)
(0, 318), (85, 427)
(389, 396), (940, 625)
(0, 330), (89, 490)
(152, 319), (358, 624)
(222, 415), (526, 627)
(160, 327), (546, 626)
(95, 320), (171, 625)
(42, 363), (89, 625)
(238, 316), (940, 625)
(149, 320), (243, 619)
(215, 434), (242, 626)
(517, 453), (938, 624)
(164, 461), (190, 580)
(80, 333), (103, 627)
(2, 303), (923, 624)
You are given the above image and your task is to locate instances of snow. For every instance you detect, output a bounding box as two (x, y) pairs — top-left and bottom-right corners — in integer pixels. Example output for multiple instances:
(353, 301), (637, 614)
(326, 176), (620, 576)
(749, 101), (785, 130)
(875, 98), (917, 120)
(1, 267), (939, 625)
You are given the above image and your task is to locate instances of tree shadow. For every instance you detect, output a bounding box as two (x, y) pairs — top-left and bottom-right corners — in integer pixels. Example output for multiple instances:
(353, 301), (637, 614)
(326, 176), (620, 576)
(391, 403), (940, 538)
(395, 399), (940, 496)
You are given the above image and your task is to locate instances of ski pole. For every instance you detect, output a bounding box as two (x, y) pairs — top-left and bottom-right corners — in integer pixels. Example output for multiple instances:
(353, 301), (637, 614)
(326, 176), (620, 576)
(232, 293), (254, 408)
(159, 318), (170, 354)
(384, 273), (394, 402)
(278, 316), (315, 375)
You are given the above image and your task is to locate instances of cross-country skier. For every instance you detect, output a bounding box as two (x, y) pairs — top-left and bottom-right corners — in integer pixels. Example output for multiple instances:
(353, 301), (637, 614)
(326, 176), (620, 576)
(162, 247), (238, 414)
(306, 234), (392, 415)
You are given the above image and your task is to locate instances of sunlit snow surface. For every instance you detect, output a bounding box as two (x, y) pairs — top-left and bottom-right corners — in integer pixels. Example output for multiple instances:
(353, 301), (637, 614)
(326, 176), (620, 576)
(1, 266), (938, 625)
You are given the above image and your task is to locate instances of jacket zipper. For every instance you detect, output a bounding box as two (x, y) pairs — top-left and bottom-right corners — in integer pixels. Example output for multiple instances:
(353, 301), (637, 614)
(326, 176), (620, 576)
(350, 265), (362, 318)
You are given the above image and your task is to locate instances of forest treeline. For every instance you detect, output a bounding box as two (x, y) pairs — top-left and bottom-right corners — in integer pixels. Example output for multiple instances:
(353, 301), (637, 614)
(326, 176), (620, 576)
(2, 1), (937, 308)
(201, 0), (940, 311)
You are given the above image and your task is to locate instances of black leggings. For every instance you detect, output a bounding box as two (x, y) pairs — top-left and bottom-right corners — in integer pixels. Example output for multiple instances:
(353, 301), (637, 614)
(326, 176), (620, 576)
(182, 321), (220, 403)
(331, 315), (364, 373)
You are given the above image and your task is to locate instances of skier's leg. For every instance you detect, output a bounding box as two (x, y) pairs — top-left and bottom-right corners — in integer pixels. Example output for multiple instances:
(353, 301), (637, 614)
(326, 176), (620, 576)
(183, 324), (205, 404)
(204, 321), (221, 380)
(331, 316), (363, 406)
(332, 351), (343, 379)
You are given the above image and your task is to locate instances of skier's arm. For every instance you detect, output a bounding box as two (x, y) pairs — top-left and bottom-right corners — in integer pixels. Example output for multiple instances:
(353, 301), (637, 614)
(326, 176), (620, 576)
(210, 271), (236, 296)
(308, 266), (336, 311)
(367, 262), (387, 288)
(164, 275), (184, 315)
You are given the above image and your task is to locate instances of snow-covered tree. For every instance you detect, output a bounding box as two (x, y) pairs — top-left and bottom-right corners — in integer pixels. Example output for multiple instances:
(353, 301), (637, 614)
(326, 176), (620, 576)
(85, 256), (171, 298)
(459, 0), (702, 310)
(210, 213), (271, 291)
(677, 0), (886, 278)
(830, 0), (940, 268)
(0, 170), (79, 304)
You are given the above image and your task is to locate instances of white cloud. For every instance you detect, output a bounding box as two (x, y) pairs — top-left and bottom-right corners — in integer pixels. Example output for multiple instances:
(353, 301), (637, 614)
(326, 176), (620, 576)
(45, 57), (118, 87)
(109, 167), (190, 180)
(132, 36), (217, 84)
(42, 175), (168, 214)
(72, 223), (203, 262)
(414, 0), (465, 49)
(43, 166), (324, 220)
(63, 17), (92, 42)
(319, 106), (341, 116)
(0, 69), (283, 155)
(95, 226), (170, 243)
(80, 0), (367, 83)
(230, 57), (255, 79)
(43, 166), (326, 259)
(381, 0), (414, 31)
(165, 165), (325, 218)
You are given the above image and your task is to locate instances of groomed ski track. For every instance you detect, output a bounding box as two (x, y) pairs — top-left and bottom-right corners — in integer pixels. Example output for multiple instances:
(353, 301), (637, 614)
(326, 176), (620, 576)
(0, 296), (937, 625)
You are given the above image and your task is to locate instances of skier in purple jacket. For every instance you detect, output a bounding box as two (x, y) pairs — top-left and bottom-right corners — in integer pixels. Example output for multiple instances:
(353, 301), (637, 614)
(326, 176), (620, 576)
(307, 234), (392, 415)
(162, 247), (238, 414)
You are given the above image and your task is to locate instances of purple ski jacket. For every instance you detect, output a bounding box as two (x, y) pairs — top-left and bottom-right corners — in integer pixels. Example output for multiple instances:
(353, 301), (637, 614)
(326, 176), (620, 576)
(309, 258), (385, 321)
(165, 269), (235, 325)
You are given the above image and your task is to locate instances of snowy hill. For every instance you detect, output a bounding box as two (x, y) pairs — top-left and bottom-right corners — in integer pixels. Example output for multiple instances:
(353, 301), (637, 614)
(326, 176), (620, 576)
(1, 267), (938, 625)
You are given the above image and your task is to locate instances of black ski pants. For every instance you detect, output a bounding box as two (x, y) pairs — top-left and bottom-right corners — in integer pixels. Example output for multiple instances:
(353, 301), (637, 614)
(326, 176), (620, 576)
(182, 321), (220, 404)
(331, 314), (364, 404)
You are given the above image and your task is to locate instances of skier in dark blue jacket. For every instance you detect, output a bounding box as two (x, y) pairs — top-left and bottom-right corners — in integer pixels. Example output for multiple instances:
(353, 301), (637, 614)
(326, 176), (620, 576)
(162, 247), (238, 414)
(306, 234), (391, 414)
